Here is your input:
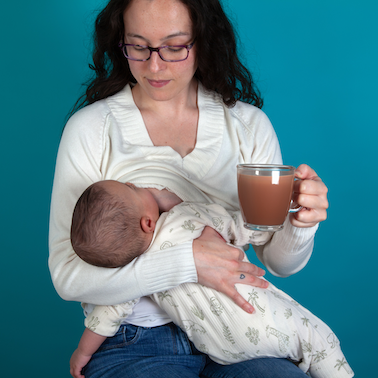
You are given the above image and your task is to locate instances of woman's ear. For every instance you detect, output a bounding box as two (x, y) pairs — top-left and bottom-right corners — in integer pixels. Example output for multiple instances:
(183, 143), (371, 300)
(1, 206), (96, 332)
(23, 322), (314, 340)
(140, 216), (156, 234)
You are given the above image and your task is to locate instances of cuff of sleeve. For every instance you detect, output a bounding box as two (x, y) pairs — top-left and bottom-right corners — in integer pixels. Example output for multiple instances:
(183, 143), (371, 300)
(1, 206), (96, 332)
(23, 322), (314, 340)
(264, 217), (319, 277)
(84, 306), (119, 337)
(272, 217), (319, 255)
(137, 241), (198, 295)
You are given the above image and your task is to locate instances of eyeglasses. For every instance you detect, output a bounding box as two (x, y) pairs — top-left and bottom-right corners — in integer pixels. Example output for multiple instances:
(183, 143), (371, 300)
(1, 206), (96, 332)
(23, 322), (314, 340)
(118, 41), (195, 62)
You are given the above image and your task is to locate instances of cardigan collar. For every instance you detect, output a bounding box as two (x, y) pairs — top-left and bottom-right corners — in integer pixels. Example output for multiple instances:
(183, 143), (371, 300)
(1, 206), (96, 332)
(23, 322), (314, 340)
(105, 83), (225, 180)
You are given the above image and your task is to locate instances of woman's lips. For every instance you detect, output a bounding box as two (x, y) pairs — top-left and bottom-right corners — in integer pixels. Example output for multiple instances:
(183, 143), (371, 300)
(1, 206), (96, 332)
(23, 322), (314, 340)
(147, 79), (170, 88)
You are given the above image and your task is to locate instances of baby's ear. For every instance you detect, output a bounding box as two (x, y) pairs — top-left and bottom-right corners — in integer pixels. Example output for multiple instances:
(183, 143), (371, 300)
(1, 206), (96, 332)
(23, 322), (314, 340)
(140, 216), (156, 234)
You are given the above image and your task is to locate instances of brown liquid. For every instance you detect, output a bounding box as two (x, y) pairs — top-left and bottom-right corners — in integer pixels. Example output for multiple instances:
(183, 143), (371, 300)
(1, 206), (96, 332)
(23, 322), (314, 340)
(237, 173), (294, 226)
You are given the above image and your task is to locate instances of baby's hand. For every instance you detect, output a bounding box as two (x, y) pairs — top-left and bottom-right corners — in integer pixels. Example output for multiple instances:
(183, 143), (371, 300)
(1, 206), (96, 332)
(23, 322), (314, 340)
(70, 348), (92, 378)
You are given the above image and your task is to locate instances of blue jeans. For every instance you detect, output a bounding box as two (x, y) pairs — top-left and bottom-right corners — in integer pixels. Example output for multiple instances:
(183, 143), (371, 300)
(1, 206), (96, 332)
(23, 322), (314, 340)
(83, 323), (308, 378)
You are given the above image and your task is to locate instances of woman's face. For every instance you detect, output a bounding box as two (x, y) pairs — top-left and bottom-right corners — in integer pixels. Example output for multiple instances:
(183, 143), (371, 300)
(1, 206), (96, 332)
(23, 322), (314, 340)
(123, 0), (197, 103)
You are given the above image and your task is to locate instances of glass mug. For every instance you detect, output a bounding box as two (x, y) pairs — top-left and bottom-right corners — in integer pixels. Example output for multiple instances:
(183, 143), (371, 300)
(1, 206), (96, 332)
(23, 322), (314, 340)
(237, 164), (302, 232)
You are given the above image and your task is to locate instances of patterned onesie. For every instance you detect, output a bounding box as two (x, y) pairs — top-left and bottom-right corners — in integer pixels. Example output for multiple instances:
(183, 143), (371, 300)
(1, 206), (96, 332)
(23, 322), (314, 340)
(84, 202), (353, 378)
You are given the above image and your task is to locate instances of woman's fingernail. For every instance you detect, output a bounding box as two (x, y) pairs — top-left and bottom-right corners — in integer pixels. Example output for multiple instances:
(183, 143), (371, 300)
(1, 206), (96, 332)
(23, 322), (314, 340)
(244, 304), (255, 314)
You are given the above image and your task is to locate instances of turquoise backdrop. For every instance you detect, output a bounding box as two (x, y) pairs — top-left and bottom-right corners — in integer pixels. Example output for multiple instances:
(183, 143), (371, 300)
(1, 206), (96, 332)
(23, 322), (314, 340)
(1, 1), (376, 376)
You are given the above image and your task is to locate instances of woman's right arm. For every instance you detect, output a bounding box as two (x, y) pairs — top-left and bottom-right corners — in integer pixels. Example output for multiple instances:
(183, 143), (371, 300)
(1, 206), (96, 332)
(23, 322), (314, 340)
(48, 105), (197, 305)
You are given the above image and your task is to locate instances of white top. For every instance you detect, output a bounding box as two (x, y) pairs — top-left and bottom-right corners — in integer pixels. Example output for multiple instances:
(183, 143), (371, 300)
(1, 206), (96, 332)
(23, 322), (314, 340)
(49, 84), (318, 312)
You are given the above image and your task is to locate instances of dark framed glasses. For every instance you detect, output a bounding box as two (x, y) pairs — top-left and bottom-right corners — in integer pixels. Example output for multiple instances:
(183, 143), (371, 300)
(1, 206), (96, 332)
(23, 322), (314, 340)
(118, 41), (195, 62)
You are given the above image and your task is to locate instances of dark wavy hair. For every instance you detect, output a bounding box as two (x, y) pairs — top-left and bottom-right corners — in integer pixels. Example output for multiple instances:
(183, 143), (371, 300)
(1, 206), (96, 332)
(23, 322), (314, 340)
(72, 0), (263, 113)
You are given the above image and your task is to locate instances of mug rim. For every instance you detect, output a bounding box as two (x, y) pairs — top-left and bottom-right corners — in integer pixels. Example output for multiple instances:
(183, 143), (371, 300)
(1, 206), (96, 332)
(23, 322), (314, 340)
(237, 164), (295, 171)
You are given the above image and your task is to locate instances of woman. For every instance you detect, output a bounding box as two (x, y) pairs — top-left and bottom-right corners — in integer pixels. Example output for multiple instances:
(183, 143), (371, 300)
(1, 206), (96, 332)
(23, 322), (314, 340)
(49, 0), (328, 377)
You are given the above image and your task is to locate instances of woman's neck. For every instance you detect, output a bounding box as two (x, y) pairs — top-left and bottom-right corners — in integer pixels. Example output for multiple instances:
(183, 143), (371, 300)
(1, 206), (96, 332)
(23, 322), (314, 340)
(131, 80), (200, 158)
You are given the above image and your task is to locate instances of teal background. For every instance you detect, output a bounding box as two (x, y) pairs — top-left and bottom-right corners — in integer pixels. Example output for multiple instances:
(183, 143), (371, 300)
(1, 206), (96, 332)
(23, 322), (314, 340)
(1, 0), (376, 376)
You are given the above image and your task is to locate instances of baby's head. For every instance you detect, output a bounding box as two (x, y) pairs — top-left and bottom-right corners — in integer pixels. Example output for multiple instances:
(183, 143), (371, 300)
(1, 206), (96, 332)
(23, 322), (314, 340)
(71, 180), (159, 268)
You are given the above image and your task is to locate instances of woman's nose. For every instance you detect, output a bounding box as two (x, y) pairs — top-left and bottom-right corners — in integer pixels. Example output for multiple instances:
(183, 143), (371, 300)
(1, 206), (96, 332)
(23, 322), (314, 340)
(148, 51), (166, 72)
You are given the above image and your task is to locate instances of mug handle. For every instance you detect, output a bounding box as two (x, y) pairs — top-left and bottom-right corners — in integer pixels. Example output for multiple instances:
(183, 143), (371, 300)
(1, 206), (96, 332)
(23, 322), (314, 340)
(288, 201), (302, 213)
(289, 177), (302, 213)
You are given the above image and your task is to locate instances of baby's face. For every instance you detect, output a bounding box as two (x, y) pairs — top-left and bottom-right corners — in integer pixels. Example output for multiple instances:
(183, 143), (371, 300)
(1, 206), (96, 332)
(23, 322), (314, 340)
(104, 180), (159, 221)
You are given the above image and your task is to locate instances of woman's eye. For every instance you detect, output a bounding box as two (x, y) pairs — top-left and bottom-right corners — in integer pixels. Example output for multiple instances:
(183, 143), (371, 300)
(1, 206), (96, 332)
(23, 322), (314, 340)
(167, 46), (184, 53)
(133, 45), (147, 51)
(129, 45), (147, 51)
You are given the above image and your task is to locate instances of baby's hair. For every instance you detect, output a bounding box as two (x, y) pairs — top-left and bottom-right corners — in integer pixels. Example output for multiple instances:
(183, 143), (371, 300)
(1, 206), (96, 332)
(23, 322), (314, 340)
(71, 181), (147, 268)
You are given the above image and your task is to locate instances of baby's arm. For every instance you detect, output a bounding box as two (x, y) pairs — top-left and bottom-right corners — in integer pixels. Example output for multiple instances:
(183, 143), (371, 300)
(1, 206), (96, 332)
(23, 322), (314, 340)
(178, 203), (272, 247)
(70, 300), (139, 377)
(70, 328), (106, 378)
(225, 209), (273, 247)
(226, 207), (316, 276)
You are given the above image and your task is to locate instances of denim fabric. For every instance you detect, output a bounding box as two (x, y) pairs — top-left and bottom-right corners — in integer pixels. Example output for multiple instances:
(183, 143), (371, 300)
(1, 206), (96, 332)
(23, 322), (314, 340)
(203, 358), (308, 378)
(83, 323), (308, 378)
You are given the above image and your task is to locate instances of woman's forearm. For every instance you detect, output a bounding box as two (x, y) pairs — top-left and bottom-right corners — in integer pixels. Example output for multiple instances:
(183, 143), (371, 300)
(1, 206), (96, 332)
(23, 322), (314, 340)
(50, 236), (197, 304)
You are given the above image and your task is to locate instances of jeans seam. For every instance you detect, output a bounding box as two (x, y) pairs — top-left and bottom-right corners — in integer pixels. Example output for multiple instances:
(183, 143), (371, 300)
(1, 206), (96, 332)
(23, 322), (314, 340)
(97, 324), (141, 352)
(169, 322), (179, 354)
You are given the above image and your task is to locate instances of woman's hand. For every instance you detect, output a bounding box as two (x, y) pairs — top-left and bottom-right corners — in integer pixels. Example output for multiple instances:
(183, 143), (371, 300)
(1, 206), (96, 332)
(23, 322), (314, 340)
(193, 227), (268, 314)
(291, 164), (329, 228)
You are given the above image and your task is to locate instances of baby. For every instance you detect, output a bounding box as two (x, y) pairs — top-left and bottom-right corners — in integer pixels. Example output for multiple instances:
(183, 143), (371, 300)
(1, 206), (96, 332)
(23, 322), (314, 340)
(70, 180), (353, 378)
